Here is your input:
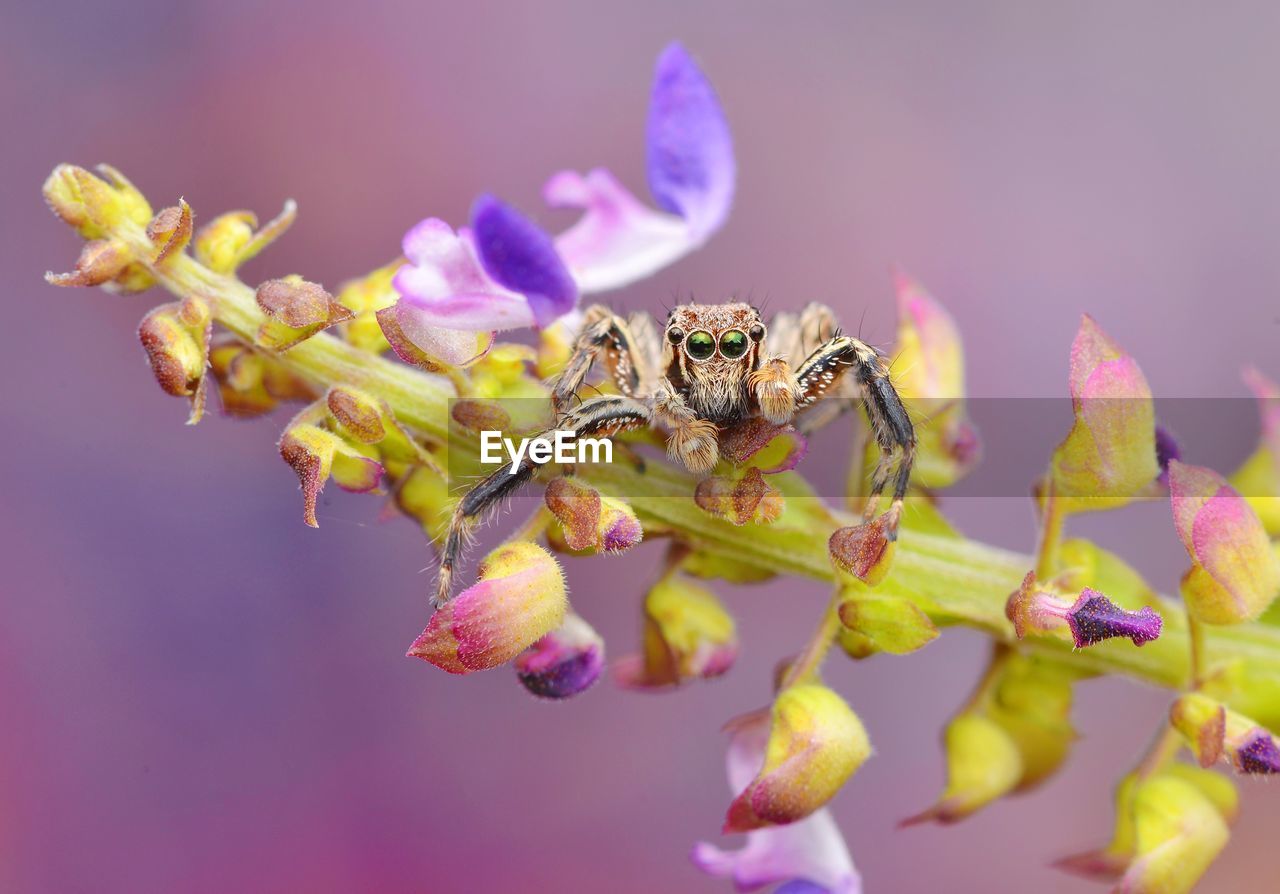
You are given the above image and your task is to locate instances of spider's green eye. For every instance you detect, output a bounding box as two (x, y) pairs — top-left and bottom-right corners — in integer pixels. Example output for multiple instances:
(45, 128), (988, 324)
(685, 330), (715, 360)
(719, 329), (749, 359)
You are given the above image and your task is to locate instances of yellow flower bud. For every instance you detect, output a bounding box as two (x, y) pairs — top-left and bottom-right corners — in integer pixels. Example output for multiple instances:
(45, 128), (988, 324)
(45, 238), (132, 288)
(724, 685), (871, 832)
(137, 297), (212, 424)
(254, 276), (354, 351)
(194, 201), (296, 274)
(42, 164), (123, 239)
(95, 164), (153, 226)
(615, 574), (737, 689)
(836, 588), (937, 655)
(208, 339), (313, 418)
(279, 419), (383, 527)
(902, 713), (1022, 825)
(334, 259), (402, 354)
(1120, 773), (1231, 894)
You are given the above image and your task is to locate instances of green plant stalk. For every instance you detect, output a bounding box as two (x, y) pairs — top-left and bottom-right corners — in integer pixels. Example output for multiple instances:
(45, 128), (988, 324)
(109, 216), (1280, 703)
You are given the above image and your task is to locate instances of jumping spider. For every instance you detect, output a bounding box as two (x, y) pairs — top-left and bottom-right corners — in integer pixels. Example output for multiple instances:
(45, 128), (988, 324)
(434, 301), (916, 606)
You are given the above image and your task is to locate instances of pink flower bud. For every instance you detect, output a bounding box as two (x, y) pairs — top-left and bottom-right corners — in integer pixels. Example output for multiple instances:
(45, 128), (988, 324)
(408, 542), (567, 674)
(1169, 459), (1280, 624)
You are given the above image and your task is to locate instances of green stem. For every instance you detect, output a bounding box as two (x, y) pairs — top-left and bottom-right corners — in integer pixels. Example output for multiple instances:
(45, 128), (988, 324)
(107, 214), (1280, 707)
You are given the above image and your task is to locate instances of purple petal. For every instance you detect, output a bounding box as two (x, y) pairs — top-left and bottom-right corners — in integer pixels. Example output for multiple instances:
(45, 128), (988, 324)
(646, 42), (735, 240)
(1235, 730), (1280, 774)
(471, 194), (577, 328)
(1155, 423), (1181, 485)
(514, 614), (605, 700)
(546, 168), (697, 292)
(1066, 589), (1163, 648)
(777, 882), (836, 894)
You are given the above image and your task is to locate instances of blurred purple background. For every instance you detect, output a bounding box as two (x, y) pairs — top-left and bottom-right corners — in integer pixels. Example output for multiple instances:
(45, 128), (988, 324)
(5, 1), (1280, 891)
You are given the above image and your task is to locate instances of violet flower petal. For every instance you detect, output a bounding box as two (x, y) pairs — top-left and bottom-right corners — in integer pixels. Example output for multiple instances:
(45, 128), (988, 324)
(646, 42), (735, 240)
(1066, 588), (1163, 648)
(471, 194), (577, 328)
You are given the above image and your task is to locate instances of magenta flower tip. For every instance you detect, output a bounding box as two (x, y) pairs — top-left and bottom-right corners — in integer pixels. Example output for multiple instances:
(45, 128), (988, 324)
(1066, 589), (1163, 648)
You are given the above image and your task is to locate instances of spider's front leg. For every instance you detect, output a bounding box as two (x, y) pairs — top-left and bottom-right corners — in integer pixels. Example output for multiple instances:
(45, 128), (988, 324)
(651, 381), (719, 475)
(433, 395), (650, 607)
(551, 304), (648, 416)
(796, 335), (917, 537)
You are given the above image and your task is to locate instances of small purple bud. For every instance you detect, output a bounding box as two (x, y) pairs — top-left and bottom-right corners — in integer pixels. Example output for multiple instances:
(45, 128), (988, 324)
(1234, 730), (1280, 775)
(1155, 423), (1181, 485)
(1066, 588), (1163, 648)
(514, 614), (605, 700)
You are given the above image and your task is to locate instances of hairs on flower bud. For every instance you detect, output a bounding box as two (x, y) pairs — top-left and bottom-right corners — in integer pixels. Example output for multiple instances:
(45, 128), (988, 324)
(407, 541), (567, 674)
(514, 613), (605, 700)
(194, 202), (296, 274)
(1006, 573), (1161, 648)
(1169, 459), (1280, 625)
(724, 685), (870, 833)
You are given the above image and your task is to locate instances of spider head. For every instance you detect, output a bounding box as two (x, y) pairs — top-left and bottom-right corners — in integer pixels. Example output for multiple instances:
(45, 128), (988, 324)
(664, 303), (767, 410)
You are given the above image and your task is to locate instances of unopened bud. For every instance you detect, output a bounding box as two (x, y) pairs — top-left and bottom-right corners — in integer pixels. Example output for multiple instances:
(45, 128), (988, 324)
(279, 418), (383, 527)
(45, 239), (131, 287)
(614, 574), (737, 689)
(514, 613), (605, 699)
(724, 685), (871, 832)
(408, 541), (567, 674)
(836, 589), (936, 655)
(255, 277), (354, 350)
(42, 164), (122, 239)
(138, 297), (212, 424)
(147, 201), (194, 263)
(695, 467), (784, 526)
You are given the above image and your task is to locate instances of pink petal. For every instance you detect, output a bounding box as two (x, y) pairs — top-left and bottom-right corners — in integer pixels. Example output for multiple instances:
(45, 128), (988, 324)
(545, 168), (697, 293)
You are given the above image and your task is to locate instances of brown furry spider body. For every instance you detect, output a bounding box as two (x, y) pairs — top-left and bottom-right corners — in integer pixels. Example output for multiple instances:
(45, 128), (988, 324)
(434, 301), (916, 606)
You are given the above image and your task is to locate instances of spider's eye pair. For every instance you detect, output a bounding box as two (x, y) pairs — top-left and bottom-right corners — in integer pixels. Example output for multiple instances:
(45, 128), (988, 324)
(669, 328), (750, 360)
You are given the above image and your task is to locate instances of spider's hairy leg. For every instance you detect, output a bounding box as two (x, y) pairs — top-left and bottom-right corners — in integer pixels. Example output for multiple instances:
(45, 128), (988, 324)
(433, 395), (651, 607)
(651, 381), (719, 475)
(551, 304), (647, 416)
(796, 334), (917, 538)
(747, 357), (799, 424)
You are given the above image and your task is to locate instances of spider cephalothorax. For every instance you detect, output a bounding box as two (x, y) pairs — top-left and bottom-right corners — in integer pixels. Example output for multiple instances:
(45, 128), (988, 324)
(433, 301), (916, 605)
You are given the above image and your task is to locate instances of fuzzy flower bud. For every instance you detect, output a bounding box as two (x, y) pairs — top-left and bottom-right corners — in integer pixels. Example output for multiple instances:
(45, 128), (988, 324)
(146, 201), (194, 263)
(724, 686), (871, 833)
(393, 462), (451, 542)
(890, 270), (981, 488)
(1169, 459), (1280, 625)
(836, 588), (937, 655)
(193, 201), (296, 274)
(695, 467), (785, 526)
(208, 339), (313, 418)
(255, 276), (354, 351)
(278, 416), (383, 527)
(543, 477), (643, 554)
(45, 238), (132, 288)
(514, 613), (605, 699)
(828, 515), (897, 587)
(614, 574), (737, 689)
(138, 297), (213, 424)
(1005, 573), (1162, 648)
(407, 541), (567, 674)
(1049, 315), (1159, 512)
(1056, 765), (1236, 890)
(902, 713), (1022, 825)
(42, 164), (125, 239)
(1170, 693), (1280, 775)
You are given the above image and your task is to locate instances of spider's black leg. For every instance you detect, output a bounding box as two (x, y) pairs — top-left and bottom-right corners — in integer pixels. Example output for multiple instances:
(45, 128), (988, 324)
(434, 395), (650, 607)
(795, 335), (917, 537)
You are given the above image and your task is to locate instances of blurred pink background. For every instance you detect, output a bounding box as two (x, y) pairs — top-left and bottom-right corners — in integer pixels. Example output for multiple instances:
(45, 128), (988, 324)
(5, 1), (1280, 891)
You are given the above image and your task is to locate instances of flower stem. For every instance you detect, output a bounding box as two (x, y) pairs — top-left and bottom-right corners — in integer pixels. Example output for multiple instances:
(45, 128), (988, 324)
(782, 592), (843, 688)
(102, 212), (1280, 716)
(1034, 475), (1065, 580)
